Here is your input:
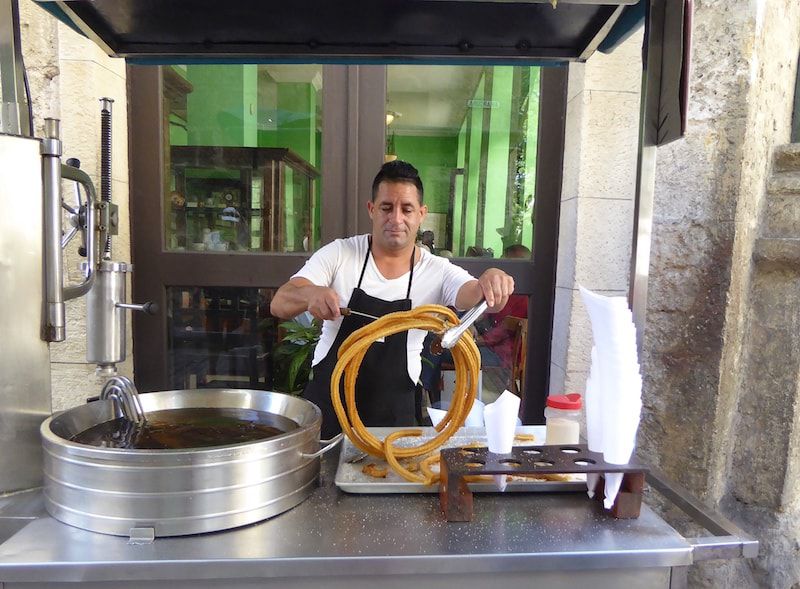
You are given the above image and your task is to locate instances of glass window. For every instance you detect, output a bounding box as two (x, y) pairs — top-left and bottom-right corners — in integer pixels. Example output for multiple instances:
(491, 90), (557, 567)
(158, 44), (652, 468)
(163, 65), (323, 253)
(386, 65), (539, 259)
(167, 286), (320, 394)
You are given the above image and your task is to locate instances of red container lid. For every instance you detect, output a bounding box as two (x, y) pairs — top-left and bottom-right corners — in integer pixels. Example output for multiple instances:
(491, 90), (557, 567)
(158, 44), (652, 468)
(546, 393), (582, 410)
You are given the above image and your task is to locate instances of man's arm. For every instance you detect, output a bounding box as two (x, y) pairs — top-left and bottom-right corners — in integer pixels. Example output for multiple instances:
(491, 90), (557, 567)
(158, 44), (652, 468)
(270, 277), (342, 320)
(455, 268), (514, 312)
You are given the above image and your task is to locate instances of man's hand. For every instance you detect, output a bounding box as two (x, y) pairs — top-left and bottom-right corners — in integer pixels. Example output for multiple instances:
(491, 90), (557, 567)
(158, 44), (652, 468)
(270, 277), (342, 320)
(305, 286), (342, 321)
(477, 268), (514, 312)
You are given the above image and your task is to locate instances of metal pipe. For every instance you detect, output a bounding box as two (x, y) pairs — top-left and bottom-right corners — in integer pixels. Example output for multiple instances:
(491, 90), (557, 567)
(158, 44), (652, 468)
(99, 97), (113, 259)
(41, 117), (65, 341)
(61, 163), (97, 300)
(99, 375), (146, 425)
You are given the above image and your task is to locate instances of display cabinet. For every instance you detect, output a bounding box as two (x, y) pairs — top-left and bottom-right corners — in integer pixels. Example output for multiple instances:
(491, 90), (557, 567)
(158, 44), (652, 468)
(167, 146), (319, 253)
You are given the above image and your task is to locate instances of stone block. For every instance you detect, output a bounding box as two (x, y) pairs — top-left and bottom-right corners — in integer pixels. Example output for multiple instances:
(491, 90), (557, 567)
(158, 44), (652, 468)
(731, 270), (800, 510)
(573, 198), (634, 291)
(754, 237), (800, 272)
(583, 29), (643, 96)
(50, 361), (134, 412)
(767, 171), (800, 195)
(646, 221), (734, 314)
(567, 62), (585, 104)
(579, 91), (640, 200)
(562, 95), (586, 201)
(762, 191), (800, 238)
(59, 60), (129, 185)
(565, 288), (592, 375)
(550, 286), (574, 371)
(774, 144), (800, 173)
(564, 370), (588, 395)
(19, 0), (61, 135)
(548, 363), (566, 396)
(58, 21), (127, 78)
(556, 197), (577, 289)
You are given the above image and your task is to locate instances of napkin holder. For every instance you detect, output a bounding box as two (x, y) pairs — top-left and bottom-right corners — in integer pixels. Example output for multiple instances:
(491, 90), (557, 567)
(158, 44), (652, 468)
(439, 444), (646, 522)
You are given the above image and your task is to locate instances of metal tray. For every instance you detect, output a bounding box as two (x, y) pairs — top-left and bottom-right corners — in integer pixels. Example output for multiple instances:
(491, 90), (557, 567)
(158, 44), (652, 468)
(335, 426), (586, 494)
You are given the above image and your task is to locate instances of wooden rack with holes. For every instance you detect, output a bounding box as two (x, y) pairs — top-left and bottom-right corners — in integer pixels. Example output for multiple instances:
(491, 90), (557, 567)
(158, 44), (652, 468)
(438, 444), (647, 522)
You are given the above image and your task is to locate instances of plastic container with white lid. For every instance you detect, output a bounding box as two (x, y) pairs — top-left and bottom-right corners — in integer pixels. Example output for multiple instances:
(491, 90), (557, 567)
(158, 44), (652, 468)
(545, 393), (582, 445)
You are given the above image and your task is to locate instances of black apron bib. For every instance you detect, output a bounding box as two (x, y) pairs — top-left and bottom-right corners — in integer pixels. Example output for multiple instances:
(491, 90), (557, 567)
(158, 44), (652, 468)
(302, 240), (417, 439)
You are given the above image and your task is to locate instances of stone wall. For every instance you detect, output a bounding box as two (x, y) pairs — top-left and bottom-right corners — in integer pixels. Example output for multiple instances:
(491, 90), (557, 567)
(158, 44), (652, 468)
(19, 0), (132, 411)
(641, 1), (800, 587)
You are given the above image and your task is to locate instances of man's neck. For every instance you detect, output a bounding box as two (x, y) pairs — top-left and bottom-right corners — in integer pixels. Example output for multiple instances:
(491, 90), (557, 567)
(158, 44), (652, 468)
(369, 235), (417, 278)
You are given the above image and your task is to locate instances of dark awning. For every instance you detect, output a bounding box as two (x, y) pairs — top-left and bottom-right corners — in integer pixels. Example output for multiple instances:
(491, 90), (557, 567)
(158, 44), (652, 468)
(35, 0), (639, 64)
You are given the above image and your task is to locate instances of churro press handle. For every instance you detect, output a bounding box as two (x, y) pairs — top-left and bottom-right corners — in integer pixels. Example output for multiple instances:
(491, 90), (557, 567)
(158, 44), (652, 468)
(439, 300), (489, 349)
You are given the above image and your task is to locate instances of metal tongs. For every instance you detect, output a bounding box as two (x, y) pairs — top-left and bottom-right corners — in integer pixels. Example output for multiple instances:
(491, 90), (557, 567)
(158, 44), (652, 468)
(340, 300), (489, 353)
(432, 299), (489, 354)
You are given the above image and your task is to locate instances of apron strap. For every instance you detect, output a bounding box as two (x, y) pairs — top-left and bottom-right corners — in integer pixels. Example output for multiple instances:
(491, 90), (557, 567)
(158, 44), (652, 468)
(406, 244), (415, 299)
(358, 236), (417, 298)
(357, 237), (371, 289)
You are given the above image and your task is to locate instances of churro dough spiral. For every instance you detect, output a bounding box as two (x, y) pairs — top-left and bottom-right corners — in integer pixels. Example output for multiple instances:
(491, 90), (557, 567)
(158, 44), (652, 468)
(331, 304), (480, 482)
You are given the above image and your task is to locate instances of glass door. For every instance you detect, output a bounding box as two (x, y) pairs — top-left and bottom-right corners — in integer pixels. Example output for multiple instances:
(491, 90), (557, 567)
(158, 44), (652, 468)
(385, 65), (564, 420)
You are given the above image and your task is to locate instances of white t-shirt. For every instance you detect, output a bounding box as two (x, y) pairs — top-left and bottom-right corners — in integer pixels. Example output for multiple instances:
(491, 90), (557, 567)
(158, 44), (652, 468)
(292, 234), (475, 383)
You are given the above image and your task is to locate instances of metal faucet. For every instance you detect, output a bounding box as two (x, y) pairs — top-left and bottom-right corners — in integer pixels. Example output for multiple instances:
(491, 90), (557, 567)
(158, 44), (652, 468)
(100, 376), (147, 425)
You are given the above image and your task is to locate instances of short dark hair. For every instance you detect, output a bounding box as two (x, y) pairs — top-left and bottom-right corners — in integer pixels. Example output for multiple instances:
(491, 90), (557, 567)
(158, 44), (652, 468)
(371, 160), (424, 203)
(503, 244), (531, 258)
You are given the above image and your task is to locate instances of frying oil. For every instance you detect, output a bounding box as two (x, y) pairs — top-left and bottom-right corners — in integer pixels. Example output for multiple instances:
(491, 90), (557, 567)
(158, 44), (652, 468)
(71, 407), (297, 449)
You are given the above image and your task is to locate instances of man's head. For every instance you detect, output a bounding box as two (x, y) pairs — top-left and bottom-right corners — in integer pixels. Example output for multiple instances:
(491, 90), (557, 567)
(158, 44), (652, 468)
(421, 230), (435, 247)
(371, 160), (424, 203)
(368, 160), (427, 252)
(503, 244), (531, 259)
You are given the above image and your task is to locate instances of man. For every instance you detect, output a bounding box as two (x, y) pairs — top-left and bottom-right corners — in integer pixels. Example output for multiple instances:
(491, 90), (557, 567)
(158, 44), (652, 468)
(271, 161), (514, 437)
(420, 230), (436, 254)
(476, 244), (531, 369)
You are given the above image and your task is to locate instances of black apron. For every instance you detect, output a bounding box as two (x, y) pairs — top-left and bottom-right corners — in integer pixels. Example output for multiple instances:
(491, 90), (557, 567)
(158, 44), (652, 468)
(302, 240), (416, 439)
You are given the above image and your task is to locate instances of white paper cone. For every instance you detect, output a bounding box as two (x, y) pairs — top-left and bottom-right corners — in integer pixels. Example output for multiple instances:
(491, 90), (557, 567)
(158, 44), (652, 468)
(465, 399), (485, 427)
(586, 472), (600, 499)
(603, 472), (624, 509)
(483, 390), (520, 454)
(494, 474), (507, 492)
(427, 407), (447, 428)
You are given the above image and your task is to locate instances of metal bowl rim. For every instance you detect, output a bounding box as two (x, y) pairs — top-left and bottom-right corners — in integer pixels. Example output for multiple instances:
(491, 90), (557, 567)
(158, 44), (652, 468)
(40, 388), (322, 458)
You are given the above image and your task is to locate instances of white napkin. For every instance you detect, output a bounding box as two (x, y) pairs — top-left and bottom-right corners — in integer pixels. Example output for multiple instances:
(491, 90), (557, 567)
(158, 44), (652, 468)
(579, 286), (643, 510)
(483, 390), (521, 491)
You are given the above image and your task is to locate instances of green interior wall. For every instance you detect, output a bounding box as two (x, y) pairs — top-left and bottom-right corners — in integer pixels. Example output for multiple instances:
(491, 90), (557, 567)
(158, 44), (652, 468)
(483, 68), (514, 256)
(277, 83), (317, 166)
(465, 75), (485, 253)
(393, 135), (458, 213)
(185, 65), (258, 147)
(452, 122), (467, 254)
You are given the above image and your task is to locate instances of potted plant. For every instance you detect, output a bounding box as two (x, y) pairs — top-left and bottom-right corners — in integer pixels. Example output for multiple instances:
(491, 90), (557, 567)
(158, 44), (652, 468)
(271, 317), (321, 394)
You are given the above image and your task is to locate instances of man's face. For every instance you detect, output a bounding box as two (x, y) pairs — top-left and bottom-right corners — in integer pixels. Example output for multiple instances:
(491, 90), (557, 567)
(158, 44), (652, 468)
(368, 181), (427, 251)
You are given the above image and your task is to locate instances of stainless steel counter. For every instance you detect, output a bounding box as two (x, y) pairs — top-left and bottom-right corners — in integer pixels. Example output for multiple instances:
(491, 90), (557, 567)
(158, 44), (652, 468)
(0, 453), (733, 589)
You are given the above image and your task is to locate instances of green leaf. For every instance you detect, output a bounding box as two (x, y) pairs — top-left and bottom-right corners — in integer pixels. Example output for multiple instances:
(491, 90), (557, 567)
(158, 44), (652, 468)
(287, 347), (310, 392)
